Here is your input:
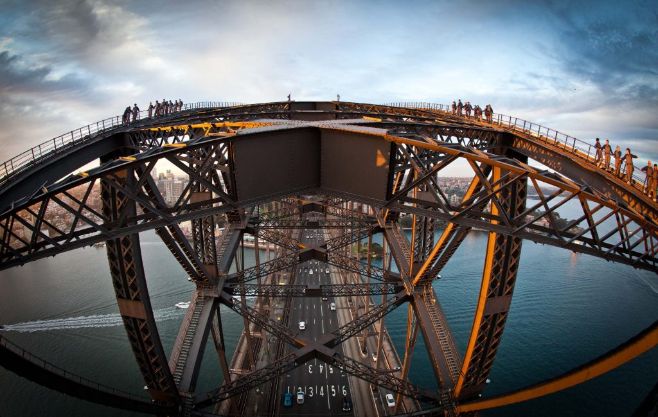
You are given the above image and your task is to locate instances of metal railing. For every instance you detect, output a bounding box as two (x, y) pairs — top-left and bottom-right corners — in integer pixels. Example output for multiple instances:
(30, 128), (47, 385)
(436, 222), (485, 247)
(2, 100), (649, 195)
(0, 333), (150, 403)
(384, 102), (649, 191)
(0, 101), (243, 188)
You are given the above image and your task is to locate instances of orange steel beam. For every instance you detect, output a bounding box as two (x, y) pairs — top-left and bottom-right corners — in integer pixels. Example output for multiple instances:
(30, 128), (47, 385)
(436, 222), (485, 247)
(325, 125), (657, 229)
(411, 174), (482, 287)
(409, 183), (417, 277)
(456, 320), (658, 412)
(455, 166), (502, 397)
(146, 121), (274, 132)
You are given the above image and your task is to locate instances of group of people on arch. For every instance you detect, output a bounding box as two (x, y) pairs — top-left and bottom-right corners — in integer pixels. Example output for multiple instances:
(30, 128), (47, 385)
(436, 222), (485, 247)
(122, 99), (184, 124)
(594, 138), (657, 200)
(451, 99), (494, 123)
(449, 99), (655, 202)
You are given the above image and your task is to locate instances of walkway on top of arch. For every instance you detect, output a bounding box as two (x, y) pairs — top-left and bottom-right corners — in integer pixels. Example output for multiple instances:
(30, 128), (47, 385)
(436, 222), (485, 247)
(0, 100), (653, 191)
(0, 100), (655, 227)
(378, 101), (657, 222)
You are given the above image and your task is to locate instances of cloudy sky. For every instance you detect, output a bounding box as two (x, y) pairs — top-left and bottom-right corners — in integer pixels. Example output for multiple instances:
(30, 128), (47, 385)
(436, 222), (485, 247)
(0, 0), (656, 166)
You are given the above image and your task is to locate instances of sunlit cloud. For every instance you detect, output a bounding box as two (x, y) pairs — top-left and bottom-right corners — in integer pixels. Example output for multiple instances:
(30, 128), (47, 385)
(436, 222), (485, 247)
(0, 0), (656, 166)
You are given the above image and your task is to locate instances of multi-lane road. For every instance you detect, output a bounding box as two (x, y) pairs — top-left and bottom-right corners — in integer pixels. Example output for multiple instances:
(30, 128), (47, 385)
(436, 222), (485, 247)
(278, 229), (354, 416)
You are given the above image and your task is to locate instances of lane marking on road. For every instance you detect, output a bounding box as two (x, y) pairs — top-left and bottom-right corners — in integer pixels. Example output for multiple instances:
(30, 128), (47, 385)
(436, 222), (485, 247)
(321, 304), (325, 333)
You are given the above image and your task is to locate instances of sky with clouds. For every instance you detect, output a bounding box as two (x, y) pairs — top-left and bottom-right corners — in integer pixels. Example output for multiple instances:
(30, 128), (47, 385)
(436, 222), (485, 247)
(0, 0), (656, 167)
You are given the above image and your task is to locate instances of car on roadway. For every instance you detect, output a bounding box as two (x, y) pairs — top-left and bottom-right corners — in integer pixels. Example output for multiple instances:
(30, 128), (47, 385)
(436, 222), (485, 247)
(297, 391), (305, 404)
(385, 393), (395, 408)
(342, 397), (352, 411)
(309, 269), (313, 275)
(322, 296), (328, 301)
(299, 321), (306, 330)
(283, 392), (293, 407)
(326, 268), (330, 274)
(330, 302), (336, 311)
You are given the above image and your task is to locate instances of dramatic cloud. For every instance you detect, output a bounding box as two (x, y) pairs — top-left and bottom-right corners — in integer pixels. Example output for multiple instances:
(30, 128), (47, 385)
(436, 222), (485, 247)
(0, 0), (656, 165)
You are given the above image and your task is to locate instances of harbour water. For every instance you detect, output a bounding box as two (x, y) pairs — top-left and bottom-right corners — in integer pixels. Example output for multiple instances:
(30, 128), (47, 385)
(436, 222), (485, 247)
(0, 226), (656, 417)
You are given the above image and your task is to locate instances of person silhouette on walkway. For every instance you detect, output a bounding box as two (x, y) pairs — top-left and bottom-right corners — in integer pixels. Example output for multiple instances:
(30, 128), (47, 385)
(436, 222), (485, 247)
(451, 101), (457, 115)
(645, 161), (654, 197)
(652, 163), (658, 202)
(132, 104), (140, 122)
(122, 106), (131, 124)
(602, 139), (611, 171)
(594, 138), (602, 165)
(464, 102), (472, 118)
(485, 104), (494, 123)
(613, 145), (622, 177)
(148, 102), (154, 118)
(624, 148), (635, 184)
(457, 100), (463, 116)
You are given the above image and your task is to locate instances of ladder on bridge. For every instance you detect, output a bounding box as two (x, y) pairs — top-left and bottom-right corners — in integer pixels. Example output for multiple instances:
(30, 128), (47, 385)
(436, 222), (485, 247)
(385, 223), (413, 280)
(421, 285), (461, 385)
(172, 294), (206, 385)
(215, 224), (235, 267)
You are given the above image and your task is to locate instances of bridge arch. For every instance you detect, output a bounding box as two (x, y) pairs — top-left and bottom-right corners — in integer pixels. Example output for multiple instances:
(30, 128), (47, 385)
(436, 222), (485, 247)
(0, 101), (656, 415)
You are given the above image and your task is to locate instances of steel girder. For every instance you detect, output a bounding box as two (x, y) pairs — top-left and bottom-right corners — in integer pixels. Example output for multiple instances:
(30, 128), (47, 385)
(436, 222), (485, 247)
(379, 221), (461, 393)
(100, 168), (179, 404)
(195, 353), (301, 409)
(2, 125), (655, 272)
(226, 282), (401, 298)
(1, 101), (657, 417)
(455, 164), (527, 400)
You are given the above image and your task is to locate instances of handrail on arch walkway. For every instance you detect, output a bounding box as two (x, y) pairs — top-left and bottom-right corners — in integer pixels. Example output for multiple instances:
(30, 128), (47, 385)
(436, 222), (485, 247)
(0, 100), (651, 197)
(0, 101), (243, 189)
(384, 101), (650, 192)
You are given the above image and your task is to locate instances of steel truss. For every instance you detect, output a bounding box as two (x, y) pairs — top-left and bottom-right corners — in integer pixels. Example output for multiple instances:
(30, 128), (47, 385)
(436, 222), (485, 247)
(0, 101), (656, 417)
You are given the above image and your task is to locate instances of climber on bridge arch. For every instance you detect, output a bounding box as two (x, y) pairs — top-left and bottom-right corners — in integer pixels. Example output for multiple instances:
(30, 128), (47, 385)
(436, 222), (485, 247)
(652, 163), (658, 202)
(147, 102), (154, 118)
(122, 106), (131, 124)
(613, 145), (622, 177)
(594, 138), (602, 165)
(484, 104), (494, 123)
(131, 104), (140, 122)
(474, 104), (482, 120)
(602, 139), (612, 171)
(624, 148), (636, 184)
(645, 161), (654, 198)
(451, 101), (457, 115)
(457, 99), (463, 116)
(464, 101), (473, 118)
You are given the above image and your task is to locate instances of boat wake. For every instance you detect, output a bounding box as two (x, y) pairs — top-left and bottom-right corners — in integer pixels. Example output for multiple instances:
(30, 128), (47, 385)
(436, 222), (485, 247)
(0, 306), (185, 333)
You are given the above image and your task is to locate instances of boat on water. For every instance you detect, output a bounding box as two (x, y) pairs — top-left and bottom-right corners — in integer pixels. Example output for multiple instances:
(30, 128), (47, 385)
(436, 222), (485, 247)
(175, 301), (190, 309)
(93, 242), (105, 248)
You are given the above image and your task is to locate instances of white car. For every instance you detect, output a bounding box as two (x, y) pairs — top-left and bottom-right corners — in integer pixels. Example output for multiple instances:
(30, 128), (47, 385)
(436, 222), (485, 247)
(385, 393), (395, 408)
(299, 321), (306, 330)
(297, 391), (305, 404)
(330, 302), (336, 311)
(325, 268), (330, 274)
(309, 269), (313, 275)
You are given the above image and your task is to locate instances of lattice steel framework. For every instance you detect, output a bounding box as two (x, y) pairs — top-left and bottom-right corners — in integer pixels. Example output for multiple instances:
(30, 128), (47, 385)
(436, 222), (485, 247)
(0, 101), (656, 417)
